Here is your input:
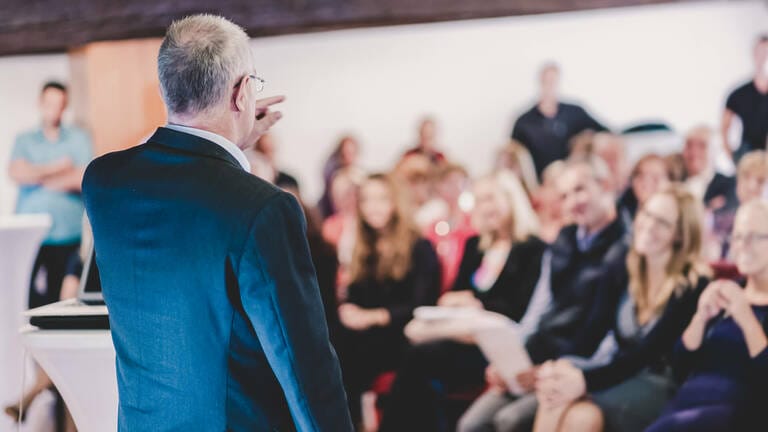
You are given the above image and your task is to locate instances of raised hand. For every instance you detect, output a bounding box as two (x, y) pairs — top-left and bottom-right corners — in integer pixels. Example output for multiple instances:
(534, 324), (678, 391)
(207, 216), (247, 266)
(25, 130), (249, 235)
(248, 95), (285, 144)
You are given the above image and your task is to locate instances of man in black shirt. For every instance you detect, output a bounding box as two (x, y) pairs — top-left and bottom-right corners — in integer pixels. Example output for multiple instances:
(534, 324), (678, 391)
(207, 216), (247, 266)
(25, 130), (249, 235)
(722, 34), (768, 162)
(511, 63), (607, 178)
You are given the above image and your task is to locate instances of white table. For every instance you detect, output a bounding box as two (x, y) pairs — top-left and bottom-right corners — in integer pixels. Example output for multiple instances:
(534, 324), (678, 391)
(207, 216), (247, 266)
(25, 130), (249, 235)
(0, 214), (51, 431)
(20, 327), (117, 432)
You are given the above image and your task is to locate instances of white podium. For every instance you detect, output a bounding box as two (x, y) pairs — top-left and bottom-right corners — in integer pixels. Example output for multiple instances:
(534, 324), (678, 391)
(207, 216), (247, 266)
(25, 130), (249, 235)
(0, 214), (51, 431)
(20, 327), (117, 432)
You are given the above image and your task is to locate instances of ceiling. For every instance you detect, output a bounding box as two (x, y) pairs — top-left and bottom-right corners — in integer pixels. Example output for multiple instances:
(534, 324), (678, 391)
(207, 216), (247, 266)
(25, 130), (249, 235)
(0, 0), (703, 56)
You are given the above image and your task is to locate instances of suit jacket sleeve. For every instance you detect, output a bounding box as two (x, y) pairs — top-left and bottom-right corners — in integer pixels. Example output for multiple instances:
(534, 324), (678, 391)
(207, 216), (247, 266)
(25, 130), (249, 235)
(236, 192), (353, 432)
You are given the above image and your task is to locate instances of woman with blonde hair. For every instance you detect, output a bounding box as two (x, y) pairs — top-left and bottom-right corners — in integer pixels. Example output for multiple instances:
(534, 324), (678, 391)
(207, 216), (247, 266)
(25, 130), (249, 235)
(533, 184), (710, 432)
(379, 171), (547, 432)
(336, 173), (441, 425)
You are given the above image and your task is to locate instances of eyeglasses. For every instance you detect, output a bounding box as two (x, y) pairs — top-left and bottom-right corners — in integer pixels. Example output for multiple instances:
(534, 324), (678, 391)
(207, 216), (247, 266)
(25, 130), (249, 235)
(637, 209), (675, 231)
(729, 232), (768, 247)
(234, 74), (265, 93)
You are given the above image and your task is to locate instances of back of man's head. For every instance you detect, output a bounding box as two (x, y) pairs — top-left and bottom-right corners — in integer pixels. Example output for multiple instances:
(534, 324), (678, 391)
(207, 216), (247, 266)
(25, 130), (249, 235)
(158, 14), (251, 116)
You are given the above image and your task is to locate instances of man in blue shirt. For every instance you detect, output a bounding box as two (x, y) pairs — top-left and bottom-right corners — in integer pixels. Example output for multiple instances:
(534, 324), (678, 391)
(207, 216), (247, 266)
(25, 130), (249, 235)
(8, 81), (92, 308)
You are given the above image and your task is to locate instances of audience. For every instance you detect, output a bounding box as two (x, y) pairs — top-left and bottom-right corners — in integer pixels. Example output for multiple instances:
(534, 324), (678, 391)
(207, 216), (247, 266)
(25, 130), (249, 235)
(8, 81), (92, 309)
(682, 126), (737, 210)
(494, 141), (540, 197)
(647, 199), (768, 431)
(511, 63), (607, 178)
(403, 117), (447, 165)
(422, 164), (477, 292)
(319, 135), (363, 218)
(533, 185), (709, 432)
(322, 168), (365, 298)
(393, 153), (437, 229)
(532, 161), (568, 244)
(9, 37), (768, 432)
(378, 171), (546, 431)
(721, 34), (768, 163)
(458, 157), (628, 432)
(617, 154), (673, 228)
(707, 150), (768, 260)
(336, 173), (441, 424)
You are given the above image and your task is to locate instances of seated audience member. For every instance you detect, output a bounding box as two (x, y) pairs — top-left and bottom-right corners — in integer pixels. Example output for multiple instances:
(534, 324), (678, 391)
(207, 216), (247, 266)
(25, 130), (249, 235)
(423, 163), (476, 292)
(532, 161), (568, 244)
(337, 174), (441, 424)
(682, 126), (736, 210)
(533, 185), (709, 432)
(494, 140), (540, 197)
(322, 168), (364, 298)
(706, 150), (768, 260)
(253, 133), (298, 187)
(403, 116), (447, 165)
(617, 154), (673, 227)
(646, 199), (768, 432)
(393, 153), (437, 229)
(319, 135), (362, 218)
(664, 152), (687, 183)
(570, 132), (629, 196)
(458, 157), (628, 432)
(378, 171), (546, 432)
(511, 63), (607, 178)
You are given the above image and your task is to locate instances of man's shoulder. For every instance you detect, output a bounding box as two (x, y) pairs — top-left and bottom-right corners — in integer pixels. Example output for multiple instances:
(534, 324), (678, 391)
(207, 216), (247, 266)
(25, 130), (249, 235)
(730, 81), (754, 96)
(727, 81), (756, 106)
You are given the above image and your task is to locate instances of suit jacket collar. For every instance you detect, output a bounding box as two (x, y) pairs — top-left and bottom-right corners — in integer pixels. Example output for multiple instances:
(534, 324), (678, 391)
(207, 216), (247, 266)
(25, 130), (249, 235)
(146, 127), (247, 171)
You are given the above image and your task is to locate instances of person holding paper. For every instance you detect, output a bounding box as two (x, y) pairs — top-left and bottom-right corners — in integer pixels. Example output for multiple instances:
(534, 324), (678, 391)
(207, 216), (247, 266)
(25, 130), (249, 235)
(458, 156), (628, 432)
(378, 171), (545, 431)
(532, 185), (709, 432)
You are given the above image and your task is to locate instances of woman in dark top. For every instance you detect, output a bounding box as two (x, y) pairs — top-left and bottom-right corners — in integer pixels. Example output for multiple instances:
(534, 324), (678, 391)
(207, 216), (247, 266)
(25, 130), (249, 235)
(646, 199), (768, 432)
(378, 171), (546, 432)
(336, 173), (441, 424)
(533, 185), (709, 432)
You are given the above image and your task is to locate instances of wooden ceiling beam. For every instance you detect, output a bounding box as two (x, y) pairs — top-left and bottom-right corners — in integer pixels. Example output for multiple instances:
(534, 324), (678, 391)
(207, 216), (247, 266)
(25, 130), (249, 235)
(0, 0), (702, 56)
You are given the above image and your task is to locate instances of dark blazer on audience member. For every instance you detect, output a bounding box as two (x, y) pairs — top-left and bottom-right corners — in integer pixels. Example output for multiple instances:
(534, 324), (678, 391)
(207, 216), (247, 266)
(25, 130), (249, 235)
(82, 127), (352, 432)
(525, 217), (629, 363)
(346, 238), (441, 330)
(452, 235), (547, 321)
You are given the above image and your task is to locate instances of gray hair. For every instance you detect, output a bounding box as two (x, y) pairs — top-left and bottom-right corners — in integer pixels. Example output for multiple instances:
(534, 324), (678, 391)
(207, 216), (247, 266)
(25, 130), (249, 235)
(158, 14), (251, 115)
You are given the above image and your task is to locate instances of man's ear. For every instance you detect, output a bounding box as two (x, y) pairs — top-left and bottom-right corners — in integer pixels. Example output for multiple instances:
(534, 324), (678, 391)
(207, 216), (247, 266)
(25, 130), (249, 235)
(233, 78), (248, 112)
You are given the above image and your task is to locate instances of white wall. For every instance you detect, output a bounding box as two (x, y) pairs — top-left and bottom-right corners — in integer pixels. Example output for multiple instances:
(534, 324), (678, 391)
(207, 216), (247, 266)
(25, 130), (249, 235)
(0, 54), (69, 215)
(0, 1), (767, 213)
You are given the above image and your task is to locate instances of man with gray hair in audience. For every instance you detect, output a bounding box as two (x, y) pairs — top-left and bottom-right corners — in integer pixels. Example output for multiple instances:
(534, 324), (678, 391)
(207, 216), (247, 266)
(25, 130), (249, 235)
(82, 14), (352, 431)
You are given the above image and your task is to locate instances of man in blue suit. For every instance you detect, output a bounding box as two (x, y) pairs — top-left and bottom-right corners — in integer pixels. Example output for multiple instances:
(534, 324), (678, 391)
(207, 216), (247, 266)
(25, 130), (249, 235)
(82, 15), (353, 431)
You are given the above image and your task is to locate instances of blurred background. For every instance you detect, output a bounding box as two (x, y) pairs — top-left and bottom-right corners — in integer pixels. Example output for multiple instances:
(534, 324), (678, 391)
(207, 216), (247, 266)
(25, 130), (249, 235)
(1, 0), (766, 211)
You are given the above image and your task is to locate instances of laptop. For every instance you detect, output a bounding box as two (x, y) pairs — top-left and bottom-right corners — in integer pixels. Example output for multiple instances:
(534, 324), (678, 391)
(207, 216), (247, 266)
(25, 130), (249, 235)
(24, 246), (110, 330)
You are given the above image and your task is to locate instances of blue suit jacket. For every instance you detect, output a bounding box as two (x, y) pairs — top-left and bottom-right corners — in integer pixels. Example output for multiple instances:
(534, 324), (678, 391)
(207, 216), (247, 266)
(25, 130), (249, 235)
(82, 127), (352, 431)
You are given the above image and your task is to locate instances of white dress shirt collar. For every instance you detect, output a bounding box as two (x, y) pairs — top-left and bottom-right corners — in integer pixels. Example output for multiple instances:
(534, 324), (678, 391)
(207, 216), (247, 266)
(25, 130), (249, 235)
(165, 123), (251, 172)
